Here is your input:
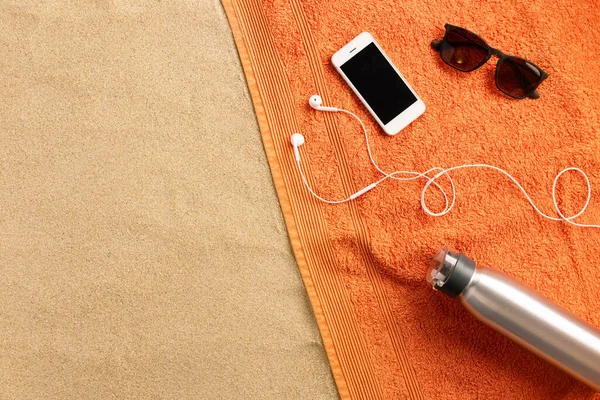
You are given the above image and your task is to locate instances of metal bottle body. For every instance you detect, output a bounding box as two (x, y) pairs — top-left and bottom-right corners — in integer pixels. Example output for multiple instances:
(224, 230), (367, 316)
(460, 266), (600, 391)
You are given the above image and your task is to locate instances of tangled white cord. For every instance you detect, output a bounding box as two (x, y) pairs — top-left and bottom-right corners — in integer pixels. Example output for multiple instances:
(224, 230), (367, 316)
(294, 109), (600, 228)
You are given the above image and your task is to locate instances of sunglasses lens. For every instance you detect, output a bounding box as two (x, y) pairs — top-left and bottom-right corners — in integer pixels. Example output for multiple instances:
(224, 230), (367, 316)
(496, 57), (543, 98)
(441, 27), (489, 71)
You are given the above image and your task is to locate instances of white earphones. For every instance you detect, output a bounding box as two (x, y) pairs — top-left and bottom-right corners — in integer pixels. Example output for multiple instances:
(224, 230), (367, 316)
(290, 133), (305, 161)
(291, 94), (600, 228)
(308, 94), (339, 112)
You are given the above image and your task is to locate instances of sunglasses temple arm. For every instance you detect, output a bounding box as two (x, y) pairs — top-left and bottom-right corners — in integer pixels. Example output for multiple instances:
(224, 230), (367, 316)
(431, 40), (442, 52)
(528, 90), (541, 99)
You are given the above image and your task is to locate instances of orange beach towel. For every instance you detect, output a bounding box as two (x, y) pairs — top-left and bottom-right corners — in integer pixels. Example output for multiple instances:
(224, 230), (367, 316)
(222, 0), (600, 398)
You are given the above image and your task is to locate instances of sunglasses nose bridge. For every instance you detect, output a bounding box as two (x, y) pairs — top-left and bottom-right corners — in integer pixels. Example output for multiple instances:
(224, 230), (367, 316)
(490, 48), (504, 58)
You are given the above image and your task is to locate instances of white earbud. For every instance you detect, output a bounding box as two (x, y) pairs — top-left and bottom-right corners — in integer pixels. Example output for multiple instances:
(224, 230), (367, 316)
(309, 94), (338, 112)
(290, 133), (305, 161)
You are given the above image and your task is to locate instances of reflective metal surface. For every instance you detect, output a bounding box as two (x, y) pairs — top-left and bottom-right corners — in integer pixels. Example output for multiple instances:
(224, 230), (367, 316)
(461, 266), (600, 391)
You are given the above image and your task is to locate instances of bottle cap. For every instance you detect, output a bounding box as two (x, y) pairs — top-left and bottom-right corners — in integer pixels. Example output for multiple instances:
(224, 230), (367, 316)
(427, 247), (476, 298)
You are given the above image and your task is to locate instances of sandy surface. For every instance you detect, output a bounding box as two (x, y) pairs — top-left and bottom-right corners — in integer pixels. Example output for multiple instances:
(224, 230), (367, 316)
(0, 0), (336, 398)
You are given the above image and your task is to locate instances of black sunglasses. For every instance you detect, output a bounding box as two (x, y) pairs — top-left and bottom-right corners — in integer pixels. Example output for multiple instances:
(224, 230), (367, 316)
(431, 24), (548, 99)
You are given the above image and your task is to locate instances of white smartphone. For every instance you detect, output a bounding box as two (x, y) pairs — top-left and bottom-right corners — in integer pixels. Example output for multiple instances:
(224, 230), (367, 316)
(332, 32), (425, 136)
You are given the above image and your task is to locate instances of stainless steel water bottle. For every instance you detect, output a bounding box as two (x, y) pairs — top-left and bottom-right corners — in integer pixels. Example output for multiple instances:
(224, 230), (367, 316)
(427, 247), (600, 391)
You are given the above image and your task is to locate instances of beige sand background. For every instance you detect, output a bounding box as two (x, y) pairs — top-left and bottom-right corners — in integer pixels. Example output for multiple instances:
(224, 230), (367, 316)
(0, 0), (337, 398)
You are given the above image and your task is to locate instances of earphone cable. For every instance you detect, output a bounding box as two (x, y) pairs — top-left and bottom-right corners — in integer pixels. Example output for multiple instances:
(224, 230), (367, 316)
(295, 104), (600, 228)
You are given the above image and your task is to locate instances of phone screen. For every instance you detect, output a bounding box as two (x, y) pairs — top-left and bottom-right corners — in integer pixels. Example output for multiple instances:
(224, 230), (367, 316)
(340, 43), (417, 125)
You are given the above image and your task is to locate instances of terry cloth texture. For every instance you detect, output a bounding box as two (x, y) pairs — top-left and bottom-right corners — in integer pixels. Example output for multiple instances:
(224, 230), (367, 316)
(221, 0), (600, 398)
(0, 0), (338, 398)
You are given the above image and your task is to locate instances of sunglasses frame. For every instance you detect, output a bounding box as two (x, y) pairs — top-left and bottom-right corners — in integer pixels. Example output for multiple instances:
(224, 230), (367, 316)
(432, 24), (549, 99)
